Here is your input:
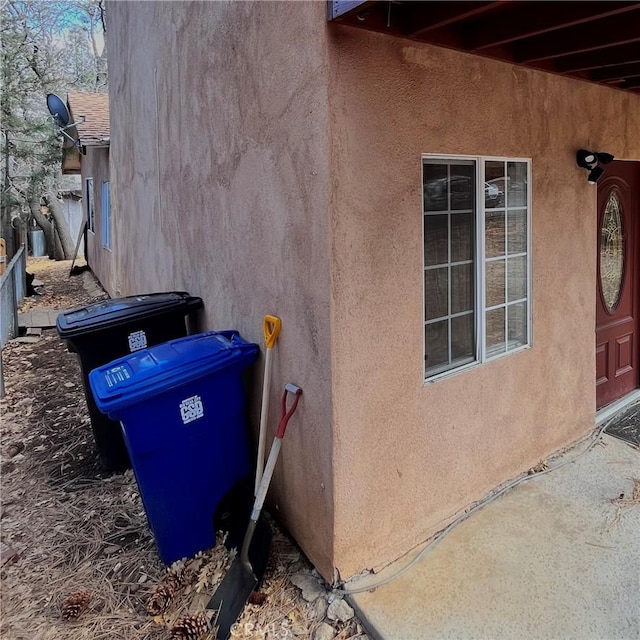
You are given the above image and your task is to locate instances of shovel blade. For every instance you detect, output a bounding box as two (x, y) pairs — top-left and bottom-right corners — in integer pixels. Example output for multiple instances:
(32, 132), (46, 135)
(208, 559), (258, 640)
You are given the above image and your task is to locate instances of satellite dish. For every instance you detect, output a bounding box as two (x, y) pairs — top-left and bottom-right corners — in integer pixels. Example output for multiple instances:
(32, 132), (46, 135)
(46, 93), (70, 126)
(46, 93), (80, 149)
(61, 123), (80, 149)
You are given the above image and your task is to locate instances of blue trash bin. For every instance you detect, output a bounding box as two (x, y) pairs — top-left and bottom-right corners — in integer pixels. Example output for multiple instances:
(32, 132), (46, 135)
(88, 330), (258, 564)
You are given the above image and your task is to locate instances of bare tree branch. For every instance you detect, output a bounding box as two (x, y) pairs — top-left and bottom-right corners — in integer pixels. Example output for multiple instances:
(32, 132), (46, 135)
(2, 0), (107, 259)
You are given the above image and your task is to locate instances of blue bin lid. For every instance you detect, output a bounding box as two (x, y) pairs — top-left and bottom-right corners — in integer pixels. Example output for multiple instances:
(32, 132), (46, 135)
(56, 292), (203, 340)
(89, 330), (258, 417)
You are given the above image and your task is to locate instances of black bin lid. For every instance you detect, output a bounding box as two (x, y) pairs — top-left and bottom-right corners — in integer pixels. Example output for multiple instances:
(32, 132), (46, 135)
(56, 292), (203, 340)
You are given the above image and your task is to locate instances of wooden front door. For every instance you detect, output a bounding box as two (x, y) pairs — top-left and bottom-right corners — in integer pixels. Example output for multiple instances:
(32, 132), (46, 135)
(596, 161), (640, 409)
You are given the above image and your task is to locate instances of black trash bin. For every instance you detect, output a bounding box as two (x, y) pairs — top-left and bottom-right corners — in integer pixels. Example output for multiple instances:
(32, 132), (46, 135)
(57, 292), (203, 471)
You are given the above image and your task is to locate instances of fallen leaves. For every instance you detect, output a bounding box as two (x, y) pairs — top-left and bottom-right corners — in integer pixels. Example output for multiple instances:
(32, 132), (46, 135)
(1, 260), (370, 640)
(607, 477), (640, 531)
(611, 477), (640, 506)
(527, 461), (549, 475)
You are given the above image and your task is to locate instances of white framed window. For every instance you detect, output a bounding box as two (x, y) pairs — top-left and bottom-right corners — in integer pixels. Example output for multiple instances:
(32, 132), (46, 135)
(423, 156), (531, 380)
(85, 177), (95, 233)
(101, 181), (111, 249)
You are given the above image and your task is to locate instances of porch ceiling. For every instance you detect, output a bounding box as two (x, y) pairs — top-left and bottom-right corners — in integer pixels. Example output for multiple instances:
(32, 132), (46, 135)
(329, 1), (640, 94)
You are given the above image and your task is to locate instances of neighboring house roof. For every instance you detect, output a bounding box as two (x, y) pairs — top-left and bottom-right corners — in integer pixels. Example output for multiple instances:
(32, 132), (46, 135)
(61, 92), (109, 175)
(67, 91), (110, 146)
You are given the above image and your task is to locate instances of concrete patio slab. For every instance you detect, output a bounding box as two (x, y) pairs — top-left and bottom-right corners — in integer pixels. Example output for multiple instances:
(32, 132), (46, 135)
(350, 435), (640, 640)
(18, 308), (64, 329)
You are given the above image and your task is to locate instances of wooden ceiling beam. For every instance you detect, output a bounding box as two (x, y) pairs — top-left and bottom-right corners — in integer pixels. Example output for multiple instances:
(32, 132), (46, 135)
(547, 43), (640, 73)
(401, 1), (505, 37)
(511, 10), (640, 62)
(617, 77), (640, 89)
(467, 2), (640, 51)
(330, 1), (640, 92)
(589, 62), (640, 82)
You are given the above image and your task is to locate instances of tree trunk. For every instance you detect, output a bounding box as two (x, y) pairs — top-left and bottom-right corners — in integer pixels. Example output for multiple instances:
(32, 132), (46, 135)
(46, 196), (75, 259)
(53, 224), (65, 260)
(28, 200), (59, 259)
(20, 192), (75, 261)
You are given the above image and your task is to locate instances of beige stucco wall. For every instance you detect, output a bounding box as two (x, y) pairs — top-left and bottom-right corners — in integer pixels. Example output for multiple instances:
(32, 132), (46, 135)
(107, 1), (335, 576)
(83, 146), (114, 290)
(327, 27), (640, 578)
(106, 1), (640, 583)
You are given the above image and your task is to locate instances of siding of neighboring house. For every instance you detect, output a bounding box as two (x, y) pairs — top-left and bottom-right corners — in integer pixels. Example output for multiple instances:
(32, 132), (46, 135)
(108, 1), (335, 576)
(106, 1), (640, 582)
(83, 146), (115, 293)
(327, 28), (640, 577)
(59, 194), (84, 257)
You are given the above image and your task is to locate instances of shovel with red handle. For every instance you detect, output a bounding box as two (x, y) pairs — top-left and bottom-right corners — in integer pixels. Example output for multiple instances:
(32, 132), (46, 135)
(208, 383), (302, 640)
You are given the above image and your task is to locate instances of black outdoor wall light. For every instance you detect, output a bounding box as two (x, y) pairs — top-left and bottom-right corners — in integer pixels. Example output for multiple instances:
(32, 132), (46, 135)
(576, 149), (615, 184)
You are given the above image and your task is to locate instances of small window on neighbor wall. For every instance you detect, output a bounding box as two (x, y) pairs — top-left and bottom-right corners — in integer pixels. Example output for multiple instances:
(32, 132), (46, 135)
(85, 177), (95, 233)
(101, 181), (111, 249)
(423, 156), (531, 380)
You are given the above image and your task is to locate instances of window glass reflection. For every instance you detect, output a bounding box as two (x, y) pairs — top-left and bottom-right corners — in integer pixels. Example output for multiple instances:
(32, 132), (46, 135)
(425, 268), (448, 321)
(450, 164), (474, 211)
(425, 321), (448, 372)
(423, 163), (448, 211)
(486, 210), (505, 258)
(451, 213), (473, 262)
(424, 214), (448, 267)
(507, 256), (527, 302)
(451, 314), (474, 362)
(486, 307), (506, 356)
(485, 161), (505, 209)
(508, 302), (527, 348)
(507, 209), (527, 254)
(486, 259), (505, 307)
(507, 162), (527, 208)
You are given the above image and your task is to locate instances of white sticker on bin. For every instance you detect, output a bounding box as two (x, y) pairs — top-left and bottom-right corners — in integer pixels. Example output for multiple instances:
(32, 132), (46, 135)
(105, 365), (131, 388)
(179, 395), (204, 424)
(128, 329), (148, 352)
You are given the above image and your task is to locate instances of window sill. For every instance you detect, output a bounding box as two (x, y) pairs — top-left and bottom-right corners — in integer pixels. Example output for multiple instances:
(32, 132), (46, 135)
(424, 360), (480, 385)
(423, 344), (531, 385)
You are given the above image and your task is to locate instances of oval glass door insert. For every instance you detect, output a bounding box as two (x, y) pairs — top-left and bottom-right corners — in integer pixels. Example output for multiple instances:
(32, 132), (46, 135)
(600, 191), (624, 312)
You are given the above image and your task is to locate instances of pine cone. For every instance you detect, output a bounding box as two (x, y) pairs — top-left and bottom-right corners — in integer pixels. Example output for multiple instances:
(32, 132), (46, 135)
(167, 573), (183, 592)
(61, 590), (91, 620)
(147, 570), (189, 615)
(170, 613), (209, 640)
(147, 583), (173, 615)
(177, 566), (196, 587)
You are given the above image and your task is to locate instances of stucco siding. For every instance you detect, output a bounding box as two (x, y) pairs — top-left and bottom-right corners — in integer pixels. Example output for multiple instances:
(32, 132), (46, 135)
(107, 1), (335, 575)
(327, 27), (640, 578)
(106, 2), (640, 583)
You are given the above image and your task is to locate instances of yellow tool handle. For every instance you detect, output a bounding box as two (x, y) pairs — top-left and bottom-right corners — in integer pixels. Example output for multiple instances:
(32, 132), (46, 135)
(263, 315), (282, 349)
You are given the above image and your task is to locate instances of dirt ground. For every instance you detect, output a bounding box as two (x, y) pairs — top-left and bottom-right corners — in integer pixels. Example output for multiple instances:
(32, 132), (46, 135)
(1, 259), (368, 640)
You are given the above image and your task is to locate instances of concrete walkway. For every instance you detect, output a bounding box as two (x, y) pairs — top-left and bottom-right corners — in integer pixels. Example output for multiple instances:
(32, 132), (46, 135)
(18, 308), (64, 329)
(350, 435), (640, 640)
